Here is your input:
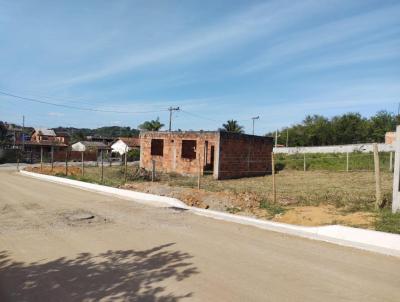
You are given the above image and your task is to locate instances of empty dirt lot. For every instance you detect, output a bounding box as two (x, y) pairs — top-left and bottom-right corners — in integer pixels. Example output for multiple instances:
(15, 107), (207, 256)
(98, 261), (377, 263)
(1, 167), (400, 301)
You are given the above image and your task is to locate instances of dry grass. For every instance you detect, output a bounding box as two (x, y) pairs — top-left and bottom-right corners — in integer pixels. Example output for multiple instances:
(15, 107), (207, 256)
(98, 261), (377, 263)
(32, 165), (398, 232)
(163, 170), (393, 212)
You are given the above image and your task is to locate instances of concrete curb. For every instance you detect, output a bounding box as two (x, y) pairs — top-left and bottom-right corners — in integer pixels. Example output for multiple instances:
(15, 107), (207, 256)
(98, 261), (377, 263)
(20, 170), (400, 257)
(20, 170), (187, 208)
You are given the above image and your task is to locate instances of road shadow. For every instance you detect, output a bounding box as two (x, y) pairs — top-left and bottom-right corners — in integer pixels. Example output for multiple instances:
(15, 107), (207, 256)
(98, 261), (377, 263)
(0, 243), (198, 301)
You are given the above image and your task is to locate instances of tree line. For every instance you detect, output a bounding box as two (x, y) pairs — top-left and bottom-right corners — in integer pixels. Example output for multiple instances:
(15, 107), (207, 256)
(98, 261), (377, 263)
(2, 110), (397, 147)
(266, 111), (398, 146)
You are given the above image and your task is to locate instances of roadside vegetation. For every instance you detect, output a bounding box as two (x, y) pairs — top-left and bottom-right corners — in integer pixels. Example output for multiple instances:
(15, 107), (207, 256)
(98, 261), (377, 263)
(26, 159), (400, 234)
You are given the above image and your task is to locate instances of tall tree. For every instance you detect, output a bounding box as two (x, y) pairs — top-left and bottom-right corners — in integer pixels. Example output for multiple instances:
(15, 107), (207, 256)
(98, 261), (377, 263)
(368, 110), (396, 143)
(222, 120), (244, 133)
(331, 113), (369, 144)
(138, 117), (164, 131)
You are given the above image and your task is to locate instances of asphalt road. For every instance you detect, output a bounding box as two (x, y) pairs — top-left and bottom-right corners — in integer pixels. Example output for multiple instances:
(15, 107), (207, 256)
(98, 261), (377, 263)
(0, 168), (399, 301)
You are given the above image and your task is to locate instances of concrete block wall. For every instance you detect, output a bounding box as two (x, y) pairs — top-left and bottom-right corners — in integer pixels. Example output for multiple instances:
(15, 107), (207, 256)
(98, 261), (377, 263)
(274, 143), (395, 154)
(218, 132), (273, 179)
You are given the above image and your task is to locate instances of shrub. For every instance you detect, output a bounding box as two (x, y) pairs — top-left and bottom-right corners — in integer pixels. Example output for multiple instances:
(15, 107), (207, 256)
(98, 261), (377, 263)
(127, 149), (140, 161)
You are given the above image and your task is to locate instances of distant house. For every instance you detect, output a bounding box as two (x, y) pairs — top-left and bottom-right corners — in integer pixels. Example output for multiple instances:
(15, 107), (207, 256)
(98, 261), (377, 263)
(31, 128), (70, 144)
(71, 141), (110, 152)
(111, 137), (140, 155)
(23, 128), (69, 155)
(54, 131), (70, 144)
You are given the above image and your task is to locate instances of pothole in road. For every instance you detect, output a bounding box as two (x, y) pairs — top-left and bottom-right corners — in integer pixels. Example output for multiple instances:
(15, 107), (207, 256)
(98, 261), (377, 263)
(68, 213), (95, 221)
(58, 210), (110, 227)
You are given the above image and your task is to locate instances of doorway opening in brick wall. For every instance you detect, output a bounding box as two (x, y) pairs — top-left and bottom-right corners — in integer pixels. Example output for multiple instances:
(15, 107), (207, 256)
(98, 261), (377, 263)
(204, 141), (215, 174)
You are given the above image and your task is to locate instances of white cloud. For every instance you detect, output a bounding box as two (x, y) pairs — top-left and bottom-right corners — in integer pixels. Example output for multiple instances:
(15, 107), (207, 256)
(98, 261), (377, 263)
(236, 3), (400, 74)
(56, 0), (331, 87)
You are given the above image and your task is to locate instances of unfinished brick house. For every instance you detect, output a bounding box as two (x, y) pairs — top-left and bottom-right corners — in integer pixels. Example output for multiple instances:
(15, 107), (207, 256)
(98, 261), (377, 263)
(140, 131), (273, 180)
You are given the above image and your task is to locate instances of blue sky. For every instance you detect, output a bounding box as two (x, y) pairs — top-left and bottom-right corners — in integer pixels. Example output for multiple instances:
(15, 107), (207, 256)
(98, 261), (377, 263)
(0, 0), (399, 134)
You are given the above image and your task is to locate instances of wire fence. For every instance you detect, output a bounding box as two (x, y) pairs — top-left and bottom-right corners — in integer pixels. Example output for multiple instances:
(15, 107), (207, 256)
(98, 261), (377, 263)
(275, 151), (394, 172)
(5, 145), (394, 214)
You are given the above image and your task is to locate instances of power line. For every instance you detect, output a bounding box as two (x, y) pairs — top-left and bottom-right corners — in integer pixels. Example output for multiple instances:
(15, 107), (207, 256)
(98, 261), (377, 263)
(0, 90), (168, 114)
(179, 109), (223, 123)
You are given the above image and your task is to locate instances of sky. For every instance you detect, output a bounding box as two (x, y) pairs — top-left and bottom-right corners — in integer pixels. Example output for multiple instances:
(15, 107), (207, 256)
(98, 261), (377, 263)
(0, 0), (399, 135)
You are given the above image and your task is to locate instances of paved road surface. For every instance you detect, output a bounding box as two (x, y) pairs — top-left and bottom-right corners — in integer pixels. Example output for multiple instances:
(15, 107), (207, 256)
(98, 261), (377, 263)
(0, 169), (399, 301)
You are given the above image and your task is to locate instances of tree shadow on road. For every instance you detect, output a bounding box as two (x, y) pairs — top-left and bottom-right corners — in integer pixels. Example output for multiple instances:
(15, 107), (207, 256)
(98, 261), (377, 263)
(0, 243), (198, 301)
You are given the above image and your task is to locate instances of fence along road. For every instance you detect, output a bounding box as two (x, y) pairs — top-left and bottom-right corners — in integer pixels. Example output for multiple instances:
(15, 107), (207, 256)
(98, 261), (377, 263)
(0, 168), (399, 301)
(274, 143), (394, 154)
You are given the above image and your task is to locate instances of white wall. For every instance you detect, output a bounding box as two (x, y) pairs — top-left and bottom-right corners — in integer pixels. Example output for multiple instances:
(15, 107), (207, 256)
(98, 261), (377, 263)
(71, 142), (86, 152)
(274, 143), (395, 154)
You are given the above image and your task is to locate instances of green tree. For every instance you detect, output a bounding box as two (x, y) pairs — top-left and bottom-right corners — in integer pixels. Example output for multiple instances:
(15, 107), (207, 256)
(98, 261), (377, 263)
(71, 131), (86, 143)
(302, 115), (332, 146)
(368, 110), (396, 143)
(266, 110), (397, 147)
(331, 113), (369, 144)
(222, 120), (244, 133)
(138, 117), (164, 131)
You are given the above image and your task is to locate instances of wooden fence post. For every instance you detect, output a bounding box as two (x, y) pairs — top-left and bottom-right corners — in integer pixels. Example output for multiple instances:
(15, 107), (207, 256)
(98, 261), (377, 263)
(81, 151), (84, 176)
(346, 152), (349, 172)
(303, 153), (306, 172)
(65, 149), (68, 176)
(390, 151), (393, 172)
(197, 155), (201, 190)
(51, 145), (54, 172)
(40, 146), (43, 172)
(124, 151), (128, 183)
(373, 143), (382, 209)
(151, 160), (155, 182)
(392, 126), (400, 213)
(272, 152), (276, 203)
(101, 149), (104, 183)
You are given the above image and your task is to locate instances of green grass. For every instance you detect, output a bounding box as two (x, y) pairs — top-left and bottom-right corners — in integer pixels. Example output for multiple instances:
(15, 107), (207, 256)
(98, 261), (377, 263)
(275, 152), (392, 172)
(375, 210), (400, 234)
(259, 199), (286, 218)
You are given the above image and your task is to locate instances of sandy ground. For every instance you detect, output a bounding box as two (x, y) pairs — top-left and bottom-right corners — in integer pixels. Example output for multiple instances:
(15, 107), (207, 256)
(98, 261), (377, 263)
(1, 168), (400, 301)
(123, 182), (376, 227)
(26, 166), (379, 228)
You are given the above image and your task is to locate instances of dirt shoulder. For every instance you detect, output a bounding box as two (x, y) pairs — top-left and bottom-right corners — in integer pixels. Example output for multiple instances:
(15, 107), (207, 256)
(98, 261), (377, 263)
(25, 166), (383, 229)
(121, 182), (376, 228)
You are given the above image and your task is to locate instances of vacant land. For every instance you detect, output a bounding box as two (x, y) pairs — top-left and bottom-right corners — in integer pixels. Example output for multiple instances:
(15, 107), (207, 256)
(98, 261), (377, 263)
(275, 152), (392, 172)
(26, 164), (399, 233)
(2, 169), (400, 301)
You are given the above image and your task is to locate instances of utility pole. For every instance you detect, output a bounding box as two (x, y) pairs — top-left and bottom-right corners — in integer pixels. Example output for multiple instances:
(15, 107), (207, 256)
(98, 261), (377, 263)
(251, 116), (259, 135)
(168, 107), (180, 131)
(275, 130), (278, 148)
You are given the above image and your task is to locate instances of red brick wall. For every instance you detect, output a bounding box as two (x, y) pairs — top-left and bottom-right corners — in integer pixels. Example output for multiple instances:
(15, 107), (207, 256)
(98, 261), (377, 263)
(140, 132), (218, 177)
(140, 131), (273, 180)
(53, 151), (97, 162)
(217, 132), (273, 179)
